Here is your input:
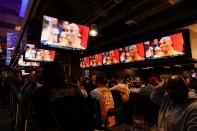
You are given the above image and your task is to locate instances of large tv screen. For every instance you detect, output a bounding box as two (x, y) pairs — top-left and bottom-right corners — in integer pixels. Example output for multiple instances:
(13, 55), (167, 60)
(120, 43), (145, 63)
(90, 53), (102, 67)
(144, 32), (185, 59)
(6, 32), (18, 65)
(102, 49), (120, 65)
(24, 44), (55, 62)
(80, 56), (90, 68)
(41, 15), (89, 50)
(18, 55), (40, 67)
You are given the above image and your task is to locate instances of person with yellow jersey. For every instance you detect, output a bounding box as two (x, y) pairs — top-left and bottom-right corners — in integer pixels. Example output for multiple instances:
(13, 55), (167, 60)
(90, 77), (116, 129)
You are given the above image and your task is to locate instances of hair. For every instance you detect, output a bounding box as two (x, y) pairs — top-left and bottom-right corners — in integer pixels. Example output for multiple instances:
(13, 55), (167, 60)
(148, 76), (159, 86)
(165, 75), (189, 98)
(42, 62), (65, 86)
(58, 20), (66, 25)
(160, 36), (172, 43)
(67, 23), (79, 33)
(96, 77), (106, 86)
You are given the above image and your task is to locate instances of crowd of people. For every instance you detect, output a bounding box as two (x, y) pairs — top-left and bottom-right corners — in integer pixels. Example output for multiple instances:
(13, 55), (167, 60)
(1, 62), (197, 131)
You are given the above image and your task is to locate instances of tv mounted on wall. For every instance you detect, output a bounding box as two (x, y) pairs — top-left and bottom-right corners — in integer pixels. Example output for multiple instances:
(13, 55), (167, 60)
(80, 56), (90, 68)
(144, 32), (185, 59)
(119, 43), (145, 63)
(41, 15), (89, 50)
(18, 55), (40, 67)
(102, 49), (120, 65)
(24, 44), (55, 62)
(89, 53), (102, 67)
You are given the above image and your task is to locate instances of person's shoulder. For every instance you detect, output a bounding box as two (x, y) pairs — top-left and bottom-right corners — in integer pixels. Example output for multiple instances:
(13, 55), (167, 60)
(185, 97), (197, 109)
(64, 83), (77, 88)
(172, 50), (184, 55)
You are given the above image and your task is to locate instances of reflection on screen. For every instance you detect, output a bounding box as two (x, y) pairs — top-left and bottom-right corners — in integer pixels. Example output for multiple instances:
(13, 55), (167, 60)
(144, 33), (184, 59)
(24, 44), (55, 62)
(41, 15), (89, 50)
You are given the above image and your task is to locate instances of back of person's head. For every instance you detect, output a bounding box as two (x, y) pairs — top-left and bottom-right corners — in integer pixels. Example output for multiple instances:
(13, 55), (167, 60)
(148, 76), (160, 86)
(42, 62), (65, 86)
(165, 75), (189, 104)
(96, 77), (106, 87)
(117, 79), (122, 84)
(91, 75), (97, 81)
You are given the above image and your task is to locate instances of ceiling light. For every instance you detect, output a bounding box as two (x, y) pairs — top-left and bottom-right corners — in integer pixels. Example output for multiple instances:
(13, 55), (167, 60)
(130, 68), (138, 70)
(89, 24), (98, 37)
(125, 19), (138, 25)
(15, 25), (21, 31)
(175, 65), (182, 67)
(163, 66), (171, 68)
(141, 67), (154, 70)
(168, 0), (181, 5)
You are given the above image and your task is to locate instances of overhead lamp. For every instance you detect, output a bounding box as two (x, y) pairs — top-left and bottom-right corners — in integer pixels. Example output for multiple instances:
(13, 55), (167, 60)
(89, 24), (98, 37)
(15, 25), (21, 31)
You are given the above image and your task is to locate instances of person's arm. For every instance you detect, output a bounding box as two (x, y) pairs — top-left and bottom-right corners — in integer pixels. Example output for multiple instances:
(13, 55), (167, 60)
(90, 89), (99, 100)
(110, 85), (118, 91)
(150, 85), (166, 107)
(186, 108), (197, 131)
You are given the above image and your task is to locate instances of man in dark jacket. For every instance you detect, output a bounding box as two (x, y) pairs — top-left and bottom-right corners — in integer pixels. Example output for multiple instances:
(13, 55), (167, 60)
(151, 76), (197, 131)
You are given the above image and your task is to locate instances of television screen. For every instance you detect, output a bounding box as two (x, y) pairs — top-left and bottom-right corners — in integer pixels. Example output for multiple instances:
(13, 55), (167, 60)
(102, 49), (120, 65)
(41, 15), (89, 50)
(80, 56), (90, 68)
(120, 43), (145, 63)
(18, 55), (40, 67)
(6, 32), (18, 65)
(144, 32), (185, 59)
(24, 44), (55, 62)
(89, 53), (102, 67)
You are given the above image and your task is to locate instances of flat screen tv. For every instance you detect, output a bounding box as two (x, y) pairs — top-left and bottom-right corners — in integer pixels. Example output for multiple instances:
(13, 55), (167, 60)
(120, 43), (145, 63)
(41, 15), (89, 50)
(144, 32), (185, 59)
(80, 56), (90, 68)
(102, 49), (120, 65)
(89, 53), (102, 67)
(24, 44), (55, 62)
(6, 32), (18, 65)
(18, 55), (40, 67)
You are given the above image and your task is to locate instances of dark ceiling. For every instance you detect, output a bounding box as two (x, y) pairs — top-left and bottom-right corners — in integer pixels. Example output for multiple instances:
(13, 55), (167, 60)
(27, 0), (197, 55)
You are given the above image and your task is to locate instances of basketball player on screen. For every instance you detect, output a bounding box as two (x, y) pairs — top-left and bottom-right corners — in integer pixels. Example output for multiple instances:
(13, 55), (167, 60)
(159, 36), (184, 56)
